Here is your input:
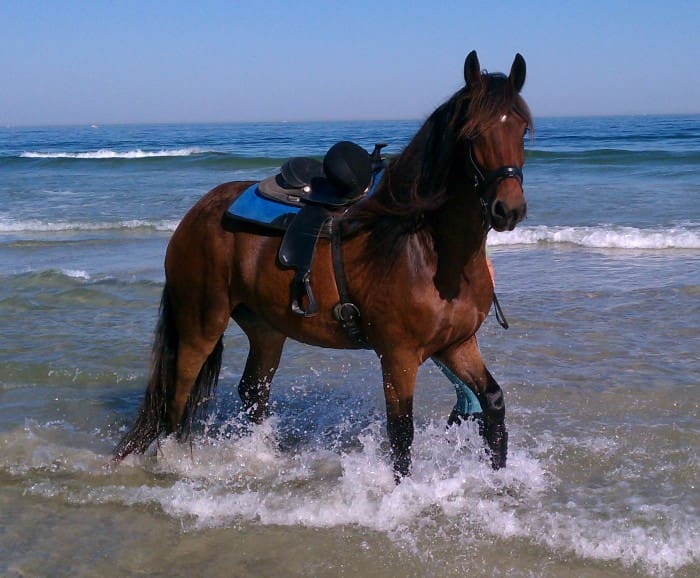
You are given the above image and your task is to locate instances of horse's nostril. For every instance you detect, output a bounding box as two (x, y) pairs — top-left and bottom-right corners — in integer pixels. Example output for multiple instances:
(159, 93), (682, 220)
(492, 200), (508, 221)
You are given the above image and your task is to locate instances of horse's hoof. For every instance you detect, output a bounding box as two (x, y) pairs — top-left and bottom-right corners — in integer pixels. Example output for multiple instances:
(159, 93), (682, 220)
(485, 423), (508, 470)
(392, 454), (411, 483)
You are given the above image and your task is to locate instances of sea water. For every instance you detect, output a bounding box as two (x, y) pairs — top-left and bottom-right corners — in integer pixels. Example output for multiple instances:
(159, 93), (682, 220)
(0, 116), (698, 576)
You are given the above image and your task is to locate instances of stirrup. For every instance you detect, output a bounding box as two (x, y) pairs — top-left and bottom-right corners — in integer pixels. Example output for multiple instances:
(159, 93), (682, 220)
(291, 271), (318, 317)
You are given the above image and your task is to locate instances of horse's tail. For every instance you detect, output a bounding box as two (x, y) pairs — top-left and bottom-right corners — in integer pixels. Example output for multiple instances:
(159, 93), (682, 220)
(113, 286), (223, 461)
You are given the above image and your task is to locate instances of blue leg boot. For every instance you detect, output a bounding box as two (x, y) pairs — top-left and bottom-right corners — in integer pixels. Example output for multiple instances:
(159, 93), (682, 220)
(433, 359), (484, 429)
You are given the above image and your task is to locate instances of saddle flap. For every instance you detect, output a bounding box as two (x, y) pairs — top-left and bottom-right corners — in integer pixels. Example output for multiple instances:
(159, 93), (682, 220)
(278, 203), (331, 317)
(278, 203), (329, 268)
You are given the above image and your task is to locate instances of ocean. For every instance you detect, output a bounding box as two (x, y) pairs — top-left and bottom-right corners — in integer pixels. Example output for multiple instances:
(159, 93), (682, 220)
(0, 116), (698, 577)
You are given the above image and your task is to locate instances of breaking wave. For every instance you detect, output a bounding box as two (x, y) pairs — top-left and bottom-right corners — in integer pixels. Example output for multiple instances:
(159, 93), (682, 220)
(0, 217), (179, 234)
(20, 147), (209, 159)
(489, 224), (700, 249)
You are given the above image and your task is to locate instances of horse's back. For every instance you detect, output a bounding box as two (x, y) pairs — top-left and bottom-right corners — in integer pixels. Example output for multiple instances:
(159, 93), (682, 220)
(176, 180), (252, 233)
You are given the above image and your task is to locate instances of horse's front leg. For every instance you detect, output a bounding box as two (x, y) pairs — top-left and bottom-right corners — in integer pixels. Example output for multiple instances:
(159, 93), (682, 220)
(433, 337), (508, 469)
(380, 352), (418, 481)
(433, 358), (484, 426)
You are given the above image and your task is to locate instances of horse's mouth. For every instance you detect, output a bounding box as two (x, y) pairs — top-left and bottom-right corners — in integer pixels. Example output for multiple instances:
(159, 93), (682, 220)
(490, 201), (527, 231)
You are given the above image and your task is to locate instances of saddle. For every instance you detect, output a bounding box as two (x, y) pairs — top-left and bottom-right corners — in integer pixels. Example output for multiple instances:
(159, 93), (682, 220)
(224, 141), (386, 320)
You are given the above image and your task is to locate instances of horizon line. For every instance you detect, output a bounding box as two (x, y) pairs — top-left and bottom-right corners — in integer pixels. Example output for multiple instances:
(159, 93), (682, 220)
(3, 111), (700, 130)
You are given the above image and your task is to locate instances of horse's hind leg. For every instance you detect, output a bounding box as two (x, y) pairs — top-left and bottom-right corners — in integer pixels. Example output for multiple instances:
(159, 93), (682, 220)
(434, 337), (508, 469)
(232, 305), (286, 423)
(168, 336), (225, 435)
(114, 287), (228, 459)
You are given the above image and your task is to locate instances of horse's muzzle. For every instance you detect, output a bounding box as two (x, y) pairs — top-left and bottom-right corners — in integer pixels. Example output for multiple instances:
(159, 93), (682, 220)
(491, 198), (527, 231)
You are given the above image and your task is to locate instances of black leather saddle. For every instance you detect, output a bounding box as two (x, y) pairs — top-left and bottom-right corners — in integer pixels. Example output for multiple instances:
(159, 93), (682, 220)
(258, 140), (375, 208)
(275, 141), (385, 316)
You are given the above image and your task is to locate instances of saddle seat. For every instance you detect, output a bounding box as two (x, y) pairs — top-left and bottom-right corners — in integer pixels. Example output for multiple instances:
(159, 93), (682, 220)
(258, 141), (374, 208)
(224, 141), (386, 318)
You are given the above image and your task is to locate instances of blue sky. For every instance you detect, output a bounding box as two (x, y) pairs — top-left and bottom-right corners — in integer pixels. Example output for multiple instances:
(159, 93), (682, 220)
(1, 1), (699, 125)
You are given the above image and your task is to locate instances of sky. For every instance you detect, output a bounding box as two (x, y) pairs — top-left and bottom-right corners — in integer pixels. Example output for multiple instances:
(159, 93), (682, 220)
(1, 0), (699, 126)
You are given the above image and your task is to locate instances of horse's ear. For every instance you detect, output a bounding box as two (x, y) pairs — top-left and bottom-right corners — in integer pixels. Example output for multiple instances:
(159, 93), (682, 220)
(509, 53), (526, 92)
(464, 50), (482, 87)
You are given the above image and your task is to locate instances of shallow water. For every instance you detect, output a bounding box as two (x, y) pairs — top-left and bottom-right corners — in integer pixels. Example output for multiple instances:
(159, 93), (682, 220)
(1, 117), (698, 576)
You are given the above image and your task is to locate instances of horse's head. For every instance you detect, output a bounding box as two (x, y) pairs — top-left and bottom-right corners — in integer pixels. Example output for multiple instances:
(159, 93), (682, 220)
(461, 51), (531, 232)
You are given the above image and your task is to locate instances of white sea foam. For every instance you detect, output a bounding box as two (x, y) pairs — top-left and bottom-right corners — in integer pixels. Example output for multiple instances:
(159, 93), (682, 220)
(489, 224), (700, 249)
(0, 217), (179, 233)
(5, 418), (698, 576)
(20, 147), (207, 159)
(61, 269), (91, 280)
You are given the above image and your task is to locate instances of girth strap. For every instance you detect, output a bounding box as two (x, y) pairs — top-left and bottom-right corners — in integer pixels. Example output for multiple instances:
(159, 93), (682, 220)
(330, 219), (370, 347)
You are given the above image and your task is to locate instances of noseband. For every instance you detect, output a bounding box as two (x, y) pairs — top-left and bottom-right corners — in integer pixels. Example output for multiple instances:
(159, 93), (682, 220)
(467, 141), (524, 230)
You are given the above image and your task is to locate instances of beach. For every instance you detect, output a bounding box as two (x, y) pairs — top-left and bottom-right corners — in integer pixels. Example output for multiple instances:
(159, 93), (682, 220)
(0, 117), (698, 576)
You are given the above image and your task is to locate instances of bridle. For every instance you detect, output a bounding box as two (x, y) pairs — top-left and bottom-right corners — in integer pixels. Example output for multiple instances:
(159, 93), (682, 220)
(466, 140), (522, 330)
(467, 140), (524, 231)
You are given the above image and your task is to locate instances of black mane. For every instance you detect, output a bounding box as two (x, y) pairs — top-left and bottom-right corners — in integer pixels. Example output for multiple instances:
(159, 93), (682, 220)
(345, 73), (532, 267)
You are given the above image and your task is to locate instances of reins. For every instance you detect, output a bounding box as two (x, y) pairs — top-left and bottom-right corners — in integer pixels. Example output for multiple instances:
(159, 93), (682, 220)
(492, 292), (509, 330)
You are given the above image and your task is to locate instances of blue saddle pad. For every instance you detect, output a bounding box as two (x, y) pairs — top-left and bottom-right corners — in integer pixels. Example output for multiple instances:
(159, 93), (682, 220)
(225, 183), (300, 230)
(224, 170), (384, 231)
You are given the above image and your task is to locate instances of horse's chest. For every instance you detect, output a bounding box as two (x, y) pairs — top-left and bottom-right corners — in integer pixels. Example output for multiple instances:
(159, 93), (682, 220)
(443, 298), (487, 338)
(391, 286), (487, 351)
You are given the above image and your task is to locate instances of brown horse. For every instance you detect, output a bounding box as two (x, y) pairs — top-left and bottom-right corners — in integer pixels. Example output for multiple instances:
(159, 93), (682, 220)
(114, 50), (532, 479)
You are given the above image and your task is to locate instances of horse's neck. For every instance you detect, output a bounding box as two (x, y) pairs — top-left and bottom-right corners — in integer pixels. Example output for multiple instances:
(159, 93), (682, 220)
(429, 188), (487, 300)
